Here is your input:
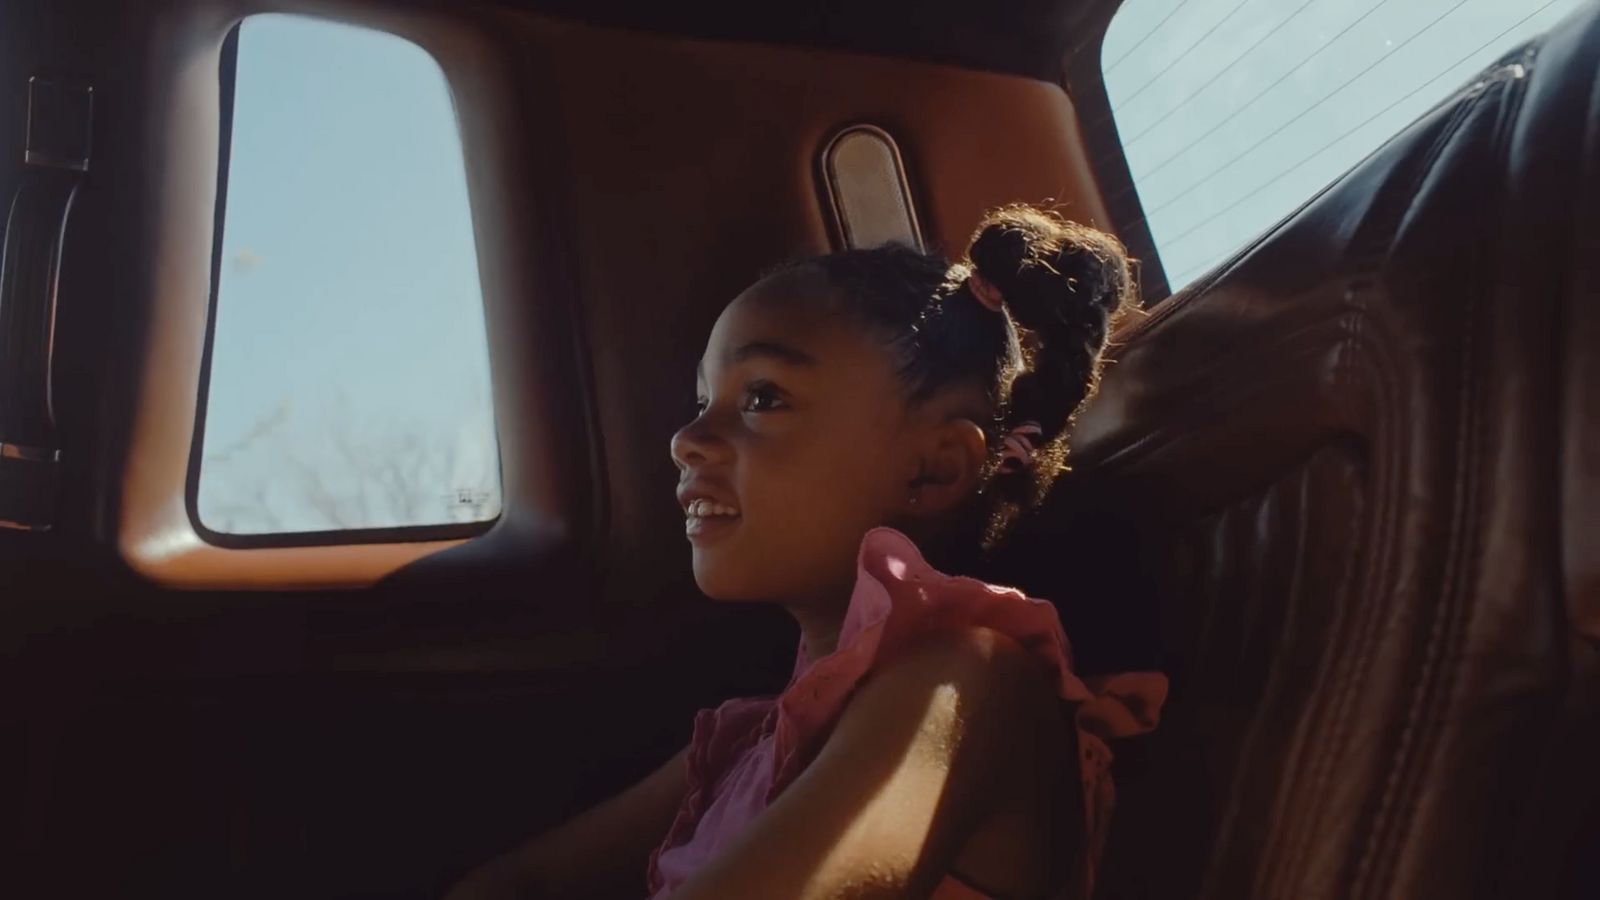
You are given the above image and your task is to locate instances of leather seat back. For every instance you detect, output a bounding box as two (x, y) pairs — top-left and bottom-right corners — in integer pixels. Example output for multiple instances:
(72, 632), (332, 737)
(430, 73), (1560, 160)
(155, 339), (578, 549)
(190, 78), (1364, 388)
(993, 6), (1600, 897)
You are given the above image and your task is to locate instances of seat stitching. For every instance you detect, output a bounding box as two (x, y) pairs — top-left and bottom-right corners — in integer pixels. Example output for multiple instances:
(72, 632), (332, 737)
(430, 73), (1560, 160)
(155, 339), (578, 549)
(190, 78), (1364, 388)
(1350, 52), (1536, 899)
(1265, 303), (1407, 899)
(1367, 52), (1539, 896)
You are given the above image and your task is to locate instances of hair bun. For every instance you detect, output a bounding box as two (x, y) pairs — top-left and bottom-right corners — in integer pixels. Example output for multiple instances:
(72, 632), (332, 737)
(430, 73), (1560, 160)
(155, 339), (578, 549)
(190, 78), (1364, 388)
(963, 204), (1136, 534)
(966, 204), (1131, 336)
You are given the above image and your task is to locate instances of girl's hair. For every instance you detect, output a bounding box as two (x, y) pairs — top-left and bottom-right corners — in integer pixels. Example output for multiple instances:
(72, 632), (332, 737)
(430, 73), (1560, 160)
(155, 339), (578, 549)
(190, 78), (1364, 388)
(775, 203), (1136, 550)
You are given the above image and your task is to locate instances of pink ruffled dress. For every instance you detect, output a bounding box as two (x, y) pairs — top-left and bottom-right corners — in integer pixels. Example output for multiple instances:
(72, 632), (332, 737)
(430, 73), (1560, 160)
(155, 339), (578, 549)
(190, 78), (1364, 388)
(646, 528), (1166, 900)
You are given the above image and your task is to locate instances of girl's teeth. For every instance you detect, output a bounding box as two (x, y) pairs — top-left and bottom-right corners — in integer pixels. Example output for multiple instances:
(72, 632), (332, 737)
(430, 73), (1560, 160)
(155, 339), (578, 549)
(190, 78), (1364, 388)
(687, 500), (739, 517)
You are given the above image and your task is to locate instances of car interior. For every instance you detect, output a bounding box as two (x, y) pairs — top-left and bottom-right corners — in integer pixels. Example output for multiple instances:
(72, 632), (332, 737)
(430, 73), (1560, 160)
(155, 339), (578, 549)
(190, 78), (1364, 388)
(1, 0), (1596, 897)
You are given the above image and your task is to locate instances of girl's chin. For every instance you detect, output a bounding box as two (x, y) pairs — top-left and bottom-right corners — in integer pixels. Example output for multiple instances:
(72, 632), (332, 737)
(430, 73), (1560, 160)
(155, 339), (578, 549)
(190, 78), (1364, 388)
(692, 579), (766, 603)
(691, 553), (777, 603)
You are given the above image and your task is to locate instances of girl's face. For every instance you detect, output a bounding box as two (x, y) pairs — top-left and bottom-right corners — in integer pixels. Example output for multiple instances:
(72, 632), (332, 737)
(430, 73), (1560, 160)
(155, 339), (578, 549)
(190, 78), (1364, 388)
(671, 272), (978, 605)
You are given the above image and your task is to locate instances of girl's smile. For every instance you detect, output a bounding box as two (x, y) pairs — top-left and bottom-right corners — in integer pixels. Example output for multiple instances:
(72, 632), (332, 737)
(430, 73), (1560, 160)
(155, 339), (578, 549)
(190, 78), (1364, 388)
(680, 496), (741, 541)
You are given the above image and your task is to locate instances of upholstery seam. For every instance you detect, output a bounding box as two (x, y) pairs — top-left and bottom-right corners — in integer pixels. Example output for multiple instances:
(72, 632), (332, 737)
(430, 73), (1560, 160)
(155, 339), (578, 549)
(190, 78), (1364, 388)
(1351, 56), (1534, 898)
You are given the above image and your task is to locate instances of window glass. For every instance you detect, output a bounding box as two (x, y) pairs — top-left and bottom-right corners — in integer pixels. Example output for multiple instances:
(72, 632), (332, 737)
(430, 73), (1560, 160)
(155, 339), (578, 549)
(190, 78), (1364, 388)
(197, 14), (501, 536)
(1103, 0), (1583, 292)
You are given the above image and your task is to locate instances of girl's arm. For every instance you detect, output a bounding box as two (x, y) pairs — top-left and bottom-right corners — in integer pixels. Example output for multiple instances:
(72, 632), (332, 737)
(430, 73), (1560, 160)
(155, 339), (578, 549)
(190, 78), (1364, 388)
(670, 627), (1051, 900)
(444, 746), (688, 900)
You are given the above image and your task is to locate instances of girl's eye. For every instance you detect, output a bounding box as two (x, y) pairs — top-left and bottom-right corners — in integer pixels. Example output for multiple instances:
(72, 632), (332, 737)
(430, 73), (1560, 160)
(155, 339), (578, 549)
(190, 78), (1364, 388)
(742, 382), (788, 413)
(693, 396), (709, 416)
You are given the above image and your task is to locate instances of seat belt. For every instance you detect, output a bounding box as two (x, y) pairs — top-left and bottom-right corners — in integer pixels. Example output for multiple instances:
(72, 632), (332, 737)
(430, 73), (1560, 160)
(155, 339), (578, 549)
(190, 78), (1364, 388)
(0, 76), (92, 531)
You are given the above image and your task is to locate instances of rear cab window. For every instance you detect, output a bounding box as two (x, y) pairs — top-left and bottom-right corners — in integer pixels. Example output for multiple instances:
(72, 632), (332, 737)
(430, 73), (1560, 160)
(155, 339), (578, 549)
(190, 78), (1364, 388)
(1103, 0), (1585, 294)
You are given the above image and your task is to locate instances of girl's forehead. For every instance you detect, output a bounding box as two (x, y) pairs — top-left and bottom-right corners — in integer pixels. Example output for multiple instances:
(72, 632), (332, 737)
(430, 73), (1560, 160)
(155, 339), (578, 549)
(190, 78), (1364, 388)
(702, 288), (875, 373)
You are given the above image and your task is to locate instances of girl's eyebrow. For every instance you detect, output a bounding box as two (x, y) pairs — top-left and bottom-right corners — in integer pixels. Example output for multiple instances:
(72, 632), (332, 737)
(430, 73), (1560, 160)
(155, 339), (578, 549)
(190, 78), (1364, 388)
(697, 340), (818, 385)
(729, 340), (817, 366)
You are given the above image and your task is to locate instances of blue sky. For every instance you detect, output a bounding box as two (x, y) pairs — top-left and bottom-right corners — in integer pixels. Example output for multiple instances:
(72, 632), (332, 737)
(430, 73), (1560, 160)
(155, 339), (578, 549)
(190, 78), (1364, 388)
(198, 3), (1578, 534)
(199, 15), (499, 533)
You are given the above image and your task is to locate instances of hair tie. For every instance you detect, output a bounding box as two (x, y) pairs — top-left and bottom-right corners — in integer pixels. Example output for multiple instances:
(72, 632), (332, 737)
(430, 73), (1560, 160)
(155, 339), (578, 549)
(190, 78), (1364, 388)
(997, 421), (1043, 473)
(968, 270), (1006, 313)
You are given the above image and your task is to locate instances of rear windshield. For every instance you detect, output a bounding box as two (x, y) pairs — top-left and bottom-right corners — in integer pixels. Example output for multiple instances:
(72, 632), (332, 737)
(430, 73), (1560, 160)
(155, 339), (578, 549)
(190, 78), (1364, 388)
(1104, 0), (1583, 293)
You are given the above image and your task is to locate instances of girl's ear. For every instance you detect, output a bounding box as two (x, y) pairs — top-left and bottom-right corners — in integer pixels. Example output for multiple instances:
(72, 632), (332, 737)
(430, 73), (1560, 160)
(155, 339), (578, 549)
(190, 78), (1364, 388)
(906, 418), (989, 517)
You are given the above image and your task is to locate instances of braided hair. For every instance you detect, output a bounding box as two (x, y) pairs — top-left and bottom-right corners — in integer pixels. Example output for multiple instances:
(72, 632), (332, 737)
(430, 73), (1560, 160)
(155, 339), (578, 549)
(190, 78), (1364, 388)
(773, 203), (1135, 551)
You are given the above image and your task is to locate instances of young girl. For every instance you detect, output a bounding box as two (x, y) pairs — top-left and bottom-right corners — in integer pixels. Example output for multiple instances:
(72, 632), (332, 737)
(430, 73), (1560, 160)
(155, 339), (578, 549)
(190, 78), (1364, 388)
(448, 205), (1166, 900)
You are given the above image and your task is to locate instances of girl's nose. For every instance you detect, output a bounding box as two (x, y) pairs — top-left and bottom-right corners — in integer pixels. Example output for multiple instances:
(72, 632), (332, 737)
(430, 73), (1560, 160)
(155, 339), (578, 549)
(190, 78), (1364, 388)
(670, 413), (731, 471)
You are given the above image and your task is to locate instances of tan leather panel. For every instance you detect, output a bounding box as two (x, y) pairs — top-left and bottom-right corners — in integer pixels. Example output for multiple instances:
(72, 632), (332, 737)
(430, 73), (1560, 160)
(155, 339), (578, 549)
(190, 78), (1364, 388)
(119, 3), (593, 588)
(491, 11), (1111, 581)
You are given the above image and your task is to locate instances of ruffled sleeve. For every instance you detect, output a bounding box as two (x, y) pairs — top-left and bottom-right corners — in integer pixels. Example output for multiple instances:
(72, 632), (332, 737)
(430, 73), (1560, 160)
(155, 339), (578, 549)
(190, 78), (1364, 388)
(766, 527), (1167, 897)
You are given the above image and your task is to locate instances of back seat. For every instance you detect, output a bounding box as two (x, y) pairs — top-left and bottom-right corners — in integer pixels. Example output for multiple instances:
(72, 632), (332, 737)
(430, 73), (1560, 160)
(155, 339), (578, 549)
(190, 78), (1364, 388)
(991, 4), (1600, 897)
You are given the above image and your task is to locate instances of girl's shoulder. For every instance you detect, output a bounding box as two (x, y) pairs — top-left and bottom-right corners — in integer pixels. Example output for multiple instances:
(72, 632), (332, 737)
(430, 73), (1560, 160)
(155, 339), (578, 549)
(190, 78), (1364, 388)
(770, 528), (1165, 792)
(783, 527), (1099, 723)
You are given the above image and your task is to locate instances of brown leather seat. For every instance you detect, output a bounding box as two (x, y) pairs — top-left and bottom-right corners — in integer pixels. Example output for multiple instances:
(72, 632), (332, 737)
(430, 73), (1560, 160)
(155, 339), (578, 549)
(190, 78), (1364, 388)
(986, 6), (1600, 898)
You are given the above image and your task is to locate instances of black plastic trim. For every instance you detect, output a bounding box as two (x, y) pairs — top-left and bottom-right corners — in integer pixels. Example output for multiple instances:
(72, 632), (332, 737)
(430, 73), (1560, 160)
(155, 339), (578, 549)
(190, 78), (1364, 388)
(1063, 3), (1171, 306)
